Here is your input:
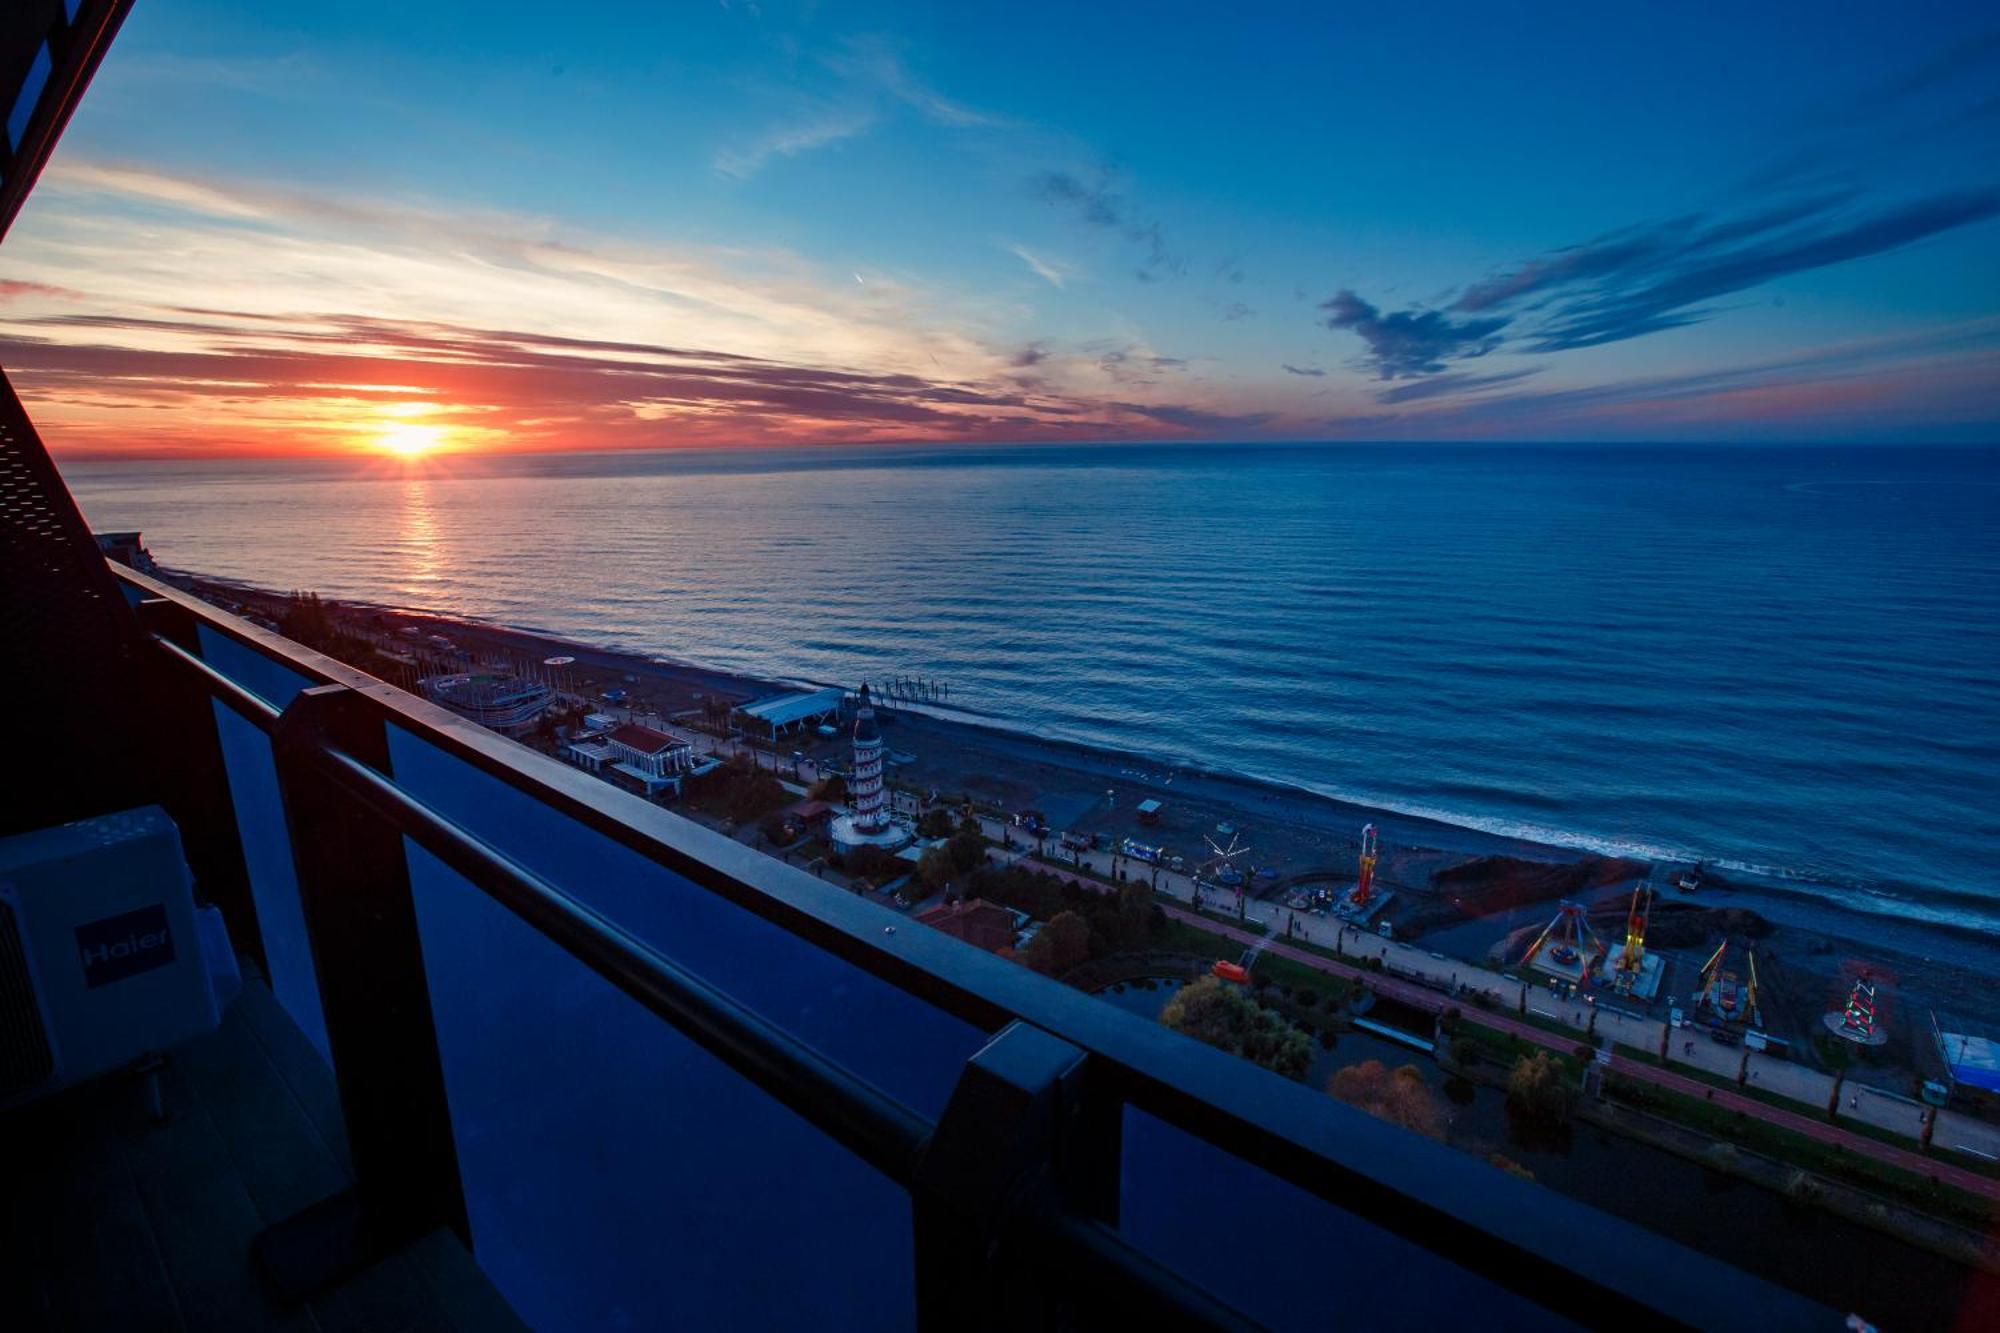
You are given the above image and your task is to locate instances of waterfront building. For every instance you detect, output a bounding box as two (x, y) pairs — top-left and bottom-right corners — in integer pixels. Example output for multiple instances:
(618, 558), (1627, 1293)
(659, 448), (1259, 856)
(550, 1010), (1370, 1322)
(735, 686), (844, 742)
(418, 672), (553, 734)
(603, 721), (694, 798)
(914, 898), (1026, 954)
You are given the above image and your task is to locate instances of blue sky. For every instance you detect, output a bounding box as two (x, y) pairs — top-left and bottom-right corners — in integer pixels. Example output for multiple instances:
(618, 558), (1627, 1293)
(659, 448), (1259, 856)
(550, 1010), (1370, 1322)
(2, 0), (1997, 454)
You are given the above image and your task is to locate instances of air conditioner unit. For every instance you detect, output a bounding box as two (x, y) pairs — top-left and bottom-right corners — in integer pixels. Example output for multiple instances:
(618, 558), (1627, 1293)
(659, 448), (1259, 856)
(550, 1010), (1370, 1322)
(0, 805), (237, 1111)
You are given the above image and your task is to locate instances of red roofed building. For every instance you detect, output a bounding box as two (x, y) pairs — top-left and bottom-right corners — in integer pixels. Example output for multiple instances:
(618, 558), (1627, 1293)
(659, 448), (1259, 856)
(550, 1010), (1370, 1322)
(601, 721), (694, 797)
(915, 898), (1022, 955)
(607, 722), (687, 769)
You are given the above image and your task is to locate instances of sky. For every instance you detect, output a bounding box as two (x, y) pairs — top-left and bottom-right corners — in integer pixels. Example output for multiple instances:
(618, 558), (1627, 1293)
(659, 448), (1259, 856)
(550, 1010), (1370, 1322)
(3, 0), (1998, 456)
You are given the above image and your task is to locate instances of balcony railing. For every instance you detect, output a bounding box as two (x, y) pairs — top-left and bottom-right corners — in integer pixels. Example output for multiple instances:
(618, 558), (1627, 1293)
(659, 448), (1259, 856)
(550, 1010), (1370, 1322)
(106, 562), (1829, 1331)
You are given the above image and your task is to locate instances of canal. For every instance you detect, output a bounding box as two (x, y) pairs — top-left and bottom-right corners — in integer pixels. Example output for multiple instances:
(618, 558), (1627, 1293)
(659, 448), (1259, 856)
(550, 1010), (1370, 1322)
(1096, 976), (1987, 1329)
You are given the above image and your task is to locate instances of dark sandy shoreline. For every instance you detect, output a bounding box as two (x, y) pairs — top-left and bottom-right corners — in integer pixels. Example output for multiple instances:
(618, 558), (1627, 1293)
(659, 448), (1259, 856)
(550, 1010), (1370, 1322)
(179, 568), (2000, 1052)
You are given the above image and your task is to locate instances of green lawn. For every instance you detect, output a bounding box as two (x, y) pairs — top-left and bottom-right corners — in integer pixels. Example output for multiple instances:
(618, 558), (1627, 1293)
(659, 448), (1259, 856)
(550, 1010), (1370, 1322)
(1152, 920), (1352, 1008)
(1603, 1075), (1997, 1228)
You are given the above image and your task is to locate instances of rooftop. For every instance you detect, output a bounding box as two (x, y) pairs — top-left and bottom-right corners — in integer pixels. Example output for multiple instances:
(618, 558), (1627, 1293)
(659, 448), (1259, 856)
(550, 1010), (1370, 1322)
(606, 721), (683, 754)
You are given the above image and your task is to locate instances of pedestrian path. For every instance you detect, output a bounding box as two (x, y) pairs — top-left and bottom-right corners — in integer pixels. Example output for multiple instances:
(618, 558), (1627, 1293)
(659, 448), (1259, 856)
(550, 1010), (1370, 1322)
(973, 814), (2000, 1179)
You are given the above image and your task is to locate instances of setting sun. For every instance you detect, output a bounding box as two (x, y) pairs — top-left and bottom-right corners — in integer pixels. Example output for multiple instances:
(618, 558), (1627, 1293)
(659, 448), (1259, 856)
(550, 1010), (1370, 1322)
(366, 402), (454, 458)
(375, 420), (448, 458)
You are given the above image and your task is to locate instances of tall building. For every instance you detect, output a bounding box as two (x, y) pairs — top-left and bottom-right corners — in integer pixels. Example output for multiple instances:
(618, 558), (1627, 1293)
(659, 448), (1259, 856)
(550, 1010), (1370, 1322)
(850, 683), (887, 833)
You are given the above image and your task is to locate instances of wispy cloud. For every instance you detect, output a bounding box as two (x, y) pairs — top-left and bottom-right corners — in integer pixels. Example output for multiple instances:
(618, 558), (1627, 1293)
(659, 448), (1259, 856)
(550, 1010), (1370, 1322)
(1496, 190), (2000, 352)
(1320, 290), (1507, 380)
(1324, 186), (2000, 380)
(827, 36), (1009, 129)
(1371, 320), (2000, 439)
(1280, 364), (1323, 377)
(1030, 169), (1187, 281)
(1006, 242), (1074, 289)
(717, 37), (1005, 180)
(714, 106), (876, 180)
(0, 279), (83, 302)
(0, 161), (1264, 454)
(1375, 368), (1539, 405)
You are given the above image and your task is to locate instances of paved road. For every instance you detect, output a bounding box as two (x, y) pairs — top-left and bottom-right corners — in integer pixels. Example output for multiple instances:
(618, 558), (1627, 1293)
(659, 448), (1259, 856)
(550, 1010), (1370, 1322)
(975, 825), (2000, 1193)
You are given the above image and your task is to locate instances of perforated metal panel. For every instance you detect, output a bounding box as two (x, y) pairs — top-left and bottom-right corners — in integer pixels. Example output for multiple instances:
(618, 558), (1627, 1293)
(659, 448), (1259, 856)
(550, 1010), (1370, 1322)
(0, 369), (156, 835)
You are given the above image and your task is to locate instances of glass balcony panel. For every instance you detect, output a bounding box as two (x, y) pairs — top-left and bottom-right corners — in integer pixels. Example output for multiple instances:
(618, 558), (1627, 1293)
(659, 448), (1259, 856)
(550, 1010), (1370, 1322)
(208, 702), (329, 1058)
(404, 840), (918, 1331)
(1117, 1106), (1573, 1329)
(386, 723), (987, 1118)
(196, 621), (316, 713)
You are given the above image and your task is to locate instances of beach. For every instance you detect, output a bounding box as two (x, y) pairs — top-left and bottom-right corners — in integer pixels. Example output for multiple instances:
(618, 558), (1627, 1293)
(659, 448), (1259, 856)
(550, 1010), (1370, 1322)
(182, 569), (2000, 1091)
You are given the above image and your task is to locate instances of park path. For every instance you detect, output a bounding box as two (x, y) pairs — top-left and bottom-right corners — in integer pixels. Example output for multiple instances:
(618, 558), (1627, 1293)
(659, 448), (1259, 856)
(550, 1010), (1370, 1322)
(534, 713), (2000, 1176)
(991, 839), (2000, 1203)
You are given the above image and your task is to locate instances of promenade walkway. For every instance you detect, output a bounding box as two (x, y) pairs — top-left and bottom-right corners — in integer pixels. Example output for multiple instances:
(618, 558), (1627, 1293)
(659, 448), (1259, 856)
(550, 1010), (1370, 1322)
(971, 819), (2000, 1186)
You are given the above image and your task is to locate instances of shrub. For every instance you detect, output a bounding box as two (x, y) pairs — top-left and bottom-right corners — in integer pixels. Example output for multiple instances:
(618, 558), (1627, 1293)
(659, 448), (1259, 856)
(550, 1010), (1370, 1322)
(1160, 976), (1313, 1080)
(1506, 1051), (1577, 1125)
(844, 844), (900, 884)
(1022, 911), (1091, 976)
(1329, 1061), (1448, 1140)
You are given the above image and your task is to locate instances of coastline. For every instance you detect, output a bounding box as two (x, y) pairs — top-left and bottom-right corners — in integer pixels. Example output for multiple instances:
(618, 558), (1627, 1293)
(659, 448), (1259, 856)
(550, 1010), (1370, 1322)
(177, 567), (2000, 1049)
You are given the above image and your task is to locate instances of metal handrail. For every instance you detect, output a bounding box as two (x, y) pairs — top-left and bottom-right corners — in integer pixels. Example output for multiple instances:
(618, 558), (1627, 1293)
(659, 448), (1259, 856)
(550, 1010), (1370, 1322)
(115, 563), (1832, 1331)
(312, 741), (934, 1187)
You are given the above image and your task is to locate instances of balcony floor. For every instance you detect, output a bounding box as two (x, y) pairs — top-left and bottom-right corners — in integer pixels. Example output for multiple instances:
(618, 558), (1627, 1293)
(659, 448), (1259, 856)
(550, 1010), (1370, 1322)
(0, 970), (522, 1332)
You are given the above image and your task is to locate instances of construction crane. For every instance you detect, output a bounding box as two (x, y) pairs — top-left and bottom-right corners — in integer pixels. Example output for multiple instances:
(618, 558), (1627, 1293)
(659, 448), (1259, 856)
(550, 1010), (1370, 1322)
(1351, 823), (1379, 907)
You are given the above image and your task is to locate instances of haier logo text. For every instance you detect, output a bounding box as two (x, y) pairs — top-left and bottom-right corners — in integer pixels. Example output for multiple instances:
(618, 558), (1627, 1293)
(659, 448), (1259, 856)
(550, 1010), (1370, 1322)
(75, 904), (175, 988)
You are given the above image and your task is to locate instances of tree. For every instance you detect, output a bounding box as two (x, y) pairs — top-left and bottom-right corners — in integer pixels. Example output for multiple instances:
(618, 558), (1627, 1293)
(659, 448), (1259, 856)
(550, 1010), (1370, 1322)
(1114, 880), (1156, 950)
(1159, 976), (1312, 1081)
(758, 810), (793, 846)
(724, 764), (786, 824)
(917, 845), (955, 892)
(1506, 1051), (1577, 1124)
(1023, 911), (1091, 976)
(917, 809), (955, 839)
(947, 829), (986, 873)
(809, 774), (847, 803)
(1328, 1060), (1448, 1140)
(844, 844), (899, 884)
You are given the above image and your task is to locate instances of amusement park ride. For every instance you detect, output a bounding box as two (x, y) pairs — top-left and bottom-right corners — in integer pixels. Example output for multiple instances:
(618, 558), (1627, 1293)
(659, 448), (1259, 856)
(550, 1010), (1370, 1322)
(1521, 900), (1609, 986)
(1608, 883), (1665, 998)
(1822, 968), (1891, 1048)
(1330, 823), (1393, 923)
(1694, 939), (1763, 1031)
(1196, 829), (1251, 917)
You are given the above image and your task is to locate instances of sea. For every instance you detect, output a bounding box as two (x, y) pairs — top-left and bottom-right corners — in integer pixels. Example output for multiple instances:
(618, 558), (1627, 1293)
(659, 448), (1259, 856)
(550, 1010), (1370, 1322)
(60, 442), (2000, 936)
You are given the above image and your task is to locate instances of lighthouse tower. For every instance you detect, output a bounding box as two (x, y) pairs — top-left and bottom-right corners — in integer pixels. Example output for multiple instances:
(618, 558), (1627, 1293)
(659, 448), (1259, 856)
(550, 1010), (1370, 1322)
(850, 683), (887, 833)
